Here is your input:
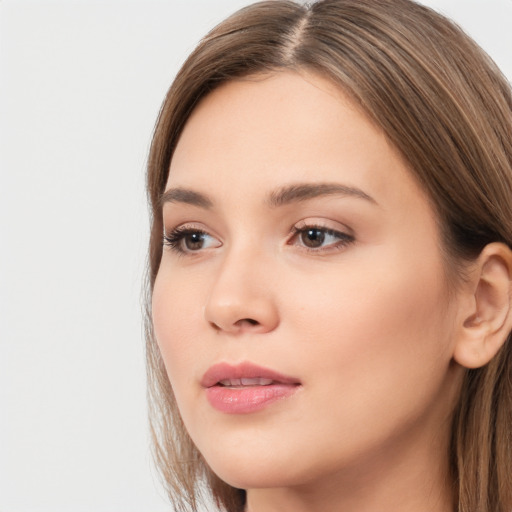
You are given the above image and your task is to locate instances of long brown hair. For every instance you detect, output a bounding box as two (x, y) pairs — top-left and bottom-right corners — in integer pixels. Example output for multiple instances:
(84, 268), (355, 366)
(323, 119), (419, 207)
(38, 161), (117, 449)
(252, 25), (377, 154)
(145, 1), (512, 511)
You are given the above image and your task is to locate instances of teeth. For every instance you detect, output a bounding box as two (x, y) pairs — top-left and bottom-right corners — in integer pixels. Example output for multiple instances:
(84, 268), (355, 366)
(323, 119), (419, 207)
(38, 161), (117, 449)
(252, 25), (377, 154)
(242, 377), (273, 386)
(219, 378), (274, 387)
(220, 378), (241, 386)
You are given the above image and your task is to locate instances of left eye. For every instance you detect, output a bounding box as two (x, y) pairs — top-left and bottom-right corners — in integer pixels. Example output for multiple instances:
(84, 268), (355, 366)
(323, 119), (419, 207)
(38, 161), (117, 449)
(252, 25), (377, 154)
(291, 226), (354, 250)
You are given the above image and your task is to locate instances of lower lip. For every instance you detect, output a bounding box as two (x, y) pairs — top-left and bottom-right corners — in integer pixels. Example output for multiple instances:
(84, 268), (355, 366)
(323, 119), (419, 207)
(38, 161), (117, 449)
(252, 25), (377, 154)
(205, 384), (299, 414)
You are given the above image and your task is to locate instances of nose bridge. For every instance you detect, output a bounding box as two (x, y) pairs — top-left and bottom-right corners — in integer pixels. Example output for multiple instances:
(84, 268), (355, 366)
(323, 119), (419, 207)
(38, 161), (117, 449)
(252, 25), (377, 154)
(204, 239), (279, 333)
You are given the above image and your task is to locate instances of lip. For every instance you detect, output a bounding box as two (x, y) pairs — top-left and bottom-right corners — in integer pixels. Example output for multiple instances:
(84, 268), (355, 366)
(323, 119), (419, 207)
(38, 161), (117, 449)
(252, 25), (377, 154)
(201, 362), (301, 414)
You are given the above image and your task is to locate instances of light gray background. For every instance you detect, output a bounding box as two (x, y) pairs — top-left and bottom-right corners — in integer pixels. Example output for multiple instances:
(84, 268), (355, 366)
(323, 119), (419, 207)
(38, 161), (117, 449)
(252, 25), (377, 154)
(1, 1), (511, 511)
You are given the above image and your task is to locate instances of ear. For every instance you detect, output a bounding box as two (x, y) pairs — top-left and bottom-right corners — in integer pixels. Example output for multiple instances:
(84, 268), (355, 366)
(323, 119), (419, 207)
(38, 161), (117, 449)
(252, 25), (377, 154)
(453, 242), (512, 369)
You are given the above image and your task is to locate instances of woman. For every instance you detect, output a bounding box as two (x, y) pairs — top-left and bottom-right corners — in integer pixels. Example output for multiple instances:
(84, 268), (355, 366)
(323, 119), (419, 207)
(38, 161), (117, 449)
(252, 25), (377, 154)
(144, 1), (512, 511)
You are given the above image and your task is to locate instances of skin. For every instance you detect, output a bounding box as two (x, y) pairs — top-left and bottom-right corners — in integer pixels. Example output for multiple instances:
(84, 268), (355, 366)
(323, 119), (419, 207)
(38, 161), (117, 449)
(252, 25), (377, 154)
(152, 71), (471, 512)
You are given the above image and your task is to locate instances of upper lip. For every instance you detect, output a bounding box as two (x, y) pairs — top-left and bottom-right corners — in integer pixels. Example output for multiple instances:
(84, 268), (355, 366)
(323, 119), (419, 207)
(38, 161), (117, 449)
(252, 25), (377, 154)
(201, 362), (301, 388)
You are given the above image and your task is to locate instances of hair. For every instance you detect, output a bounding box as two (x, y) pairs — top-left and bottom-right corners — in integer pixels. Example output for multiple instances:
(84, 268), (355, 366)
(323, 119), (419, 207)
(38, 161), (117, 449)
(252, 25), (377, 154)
(144, 1), (512, 511)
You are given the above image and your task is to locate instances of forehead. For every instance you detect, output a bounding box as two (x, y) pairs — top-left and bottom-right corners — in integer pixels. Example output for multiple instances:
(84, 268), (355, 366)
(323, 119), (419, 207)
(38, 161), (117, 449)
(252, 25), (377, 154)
(167, 70), (428, 216)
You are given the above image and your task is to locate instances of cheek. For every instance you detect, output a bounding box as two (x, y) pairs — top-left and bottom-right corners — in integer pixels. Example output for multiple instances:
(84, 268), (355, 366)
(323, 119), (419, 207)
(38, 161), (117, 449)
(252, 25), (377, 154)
(285, 246), (455, 414)
(151, 269), (206, 392)
(290, 242), (452, 349)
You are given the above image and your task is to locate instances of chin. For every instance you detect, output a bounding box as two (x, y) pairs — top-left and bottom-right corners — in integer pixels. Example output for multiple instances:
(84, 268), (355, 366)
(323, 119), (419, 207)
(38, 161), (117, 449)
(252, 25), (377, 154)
(201, 439), (334, 492)
(208, 461), (298, 490)
(196, 437), (303, 490)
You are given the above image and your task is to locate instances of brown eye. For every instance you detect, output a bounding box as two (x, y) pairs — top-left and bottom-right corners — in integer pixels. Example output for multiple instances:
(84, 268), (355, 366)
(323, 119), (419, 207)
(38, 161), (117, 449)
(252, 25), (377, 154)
(163, 228), (221, 254)
(184, 232), (206, 251)
(301, 228), (326, 248)
(291, 225), (355, 252)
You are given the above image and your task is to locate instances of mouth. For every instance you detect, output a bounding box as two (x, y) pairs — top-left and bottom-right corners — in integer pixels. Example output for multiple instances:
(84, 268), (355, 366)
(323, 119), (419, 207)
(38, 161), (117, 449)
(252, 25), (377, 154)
(201, 362), (301, 414)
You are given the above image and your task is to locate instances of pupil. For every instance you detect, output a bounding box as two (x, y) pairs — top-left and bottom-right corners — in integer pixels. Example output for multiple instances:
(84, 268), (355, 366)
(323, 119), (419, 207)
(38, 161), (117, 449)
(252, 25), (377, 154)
(302, 229), (325, 248)
(185, 232), (204, 250)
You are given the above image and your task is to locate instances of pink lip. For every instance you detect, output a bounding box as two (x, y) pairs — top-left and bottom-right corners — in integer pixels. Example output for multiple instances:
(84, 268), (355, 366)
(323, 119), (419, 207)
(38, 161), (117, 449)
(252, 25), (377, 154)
(201, 362), (301, 414)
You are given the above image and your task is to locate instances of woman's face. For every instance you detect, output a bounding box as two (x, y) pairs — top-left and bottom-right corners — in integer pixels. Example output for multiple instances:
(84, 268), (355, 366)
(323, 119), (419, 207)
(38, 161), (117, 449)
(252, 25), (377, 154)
(152, 71), (464, 491)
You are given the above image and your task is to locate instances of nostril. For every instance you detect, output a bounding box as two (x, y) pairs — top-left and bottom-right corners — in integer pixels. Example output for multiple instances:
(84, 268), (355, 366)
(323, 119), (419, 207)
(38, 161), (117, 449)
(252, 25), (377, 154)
(237, 318), (259, 327)
(209, 321), (221, 331)
(208, 318), (259, 332)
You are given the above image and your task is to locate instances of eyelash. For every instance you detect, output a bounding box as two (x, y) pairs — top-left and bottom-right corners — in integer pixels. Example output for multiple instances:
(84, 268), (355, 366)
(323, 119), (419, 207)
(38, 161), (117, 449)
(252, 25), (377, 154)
(163, 223), (355, 255)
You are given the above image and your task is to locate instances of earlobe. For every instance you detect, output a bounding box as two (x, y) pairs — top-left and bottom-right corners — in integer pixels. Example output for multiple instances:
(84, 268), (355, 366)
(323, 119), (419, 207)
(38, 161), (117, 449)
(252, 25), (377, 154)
(453, 243), (512, 369)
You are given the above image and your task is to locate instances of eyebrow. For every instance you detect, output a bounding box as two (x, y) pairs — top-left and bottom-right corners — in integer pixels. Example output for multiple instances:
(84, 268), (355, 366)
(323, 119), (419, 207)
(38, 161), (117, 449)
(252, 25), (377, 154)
(267, 182), (377, 207)
(159, 187), (213, 209)
(160, 182), (377, 209)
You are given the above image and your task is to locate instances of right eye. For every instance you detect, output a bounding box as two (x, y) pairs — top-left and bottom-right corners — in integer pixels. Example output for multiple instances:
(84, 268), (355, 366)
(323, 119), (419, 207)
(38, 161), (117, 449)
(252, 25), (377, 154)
(163, 227), (221, 254)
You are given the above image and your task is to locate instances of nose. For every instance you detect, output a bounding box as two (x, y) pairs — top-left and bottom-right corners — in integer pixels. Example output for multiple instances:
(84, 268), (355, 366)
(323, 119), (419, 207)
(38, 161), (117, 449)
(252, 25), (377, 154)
(204, 250), (280, 335)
